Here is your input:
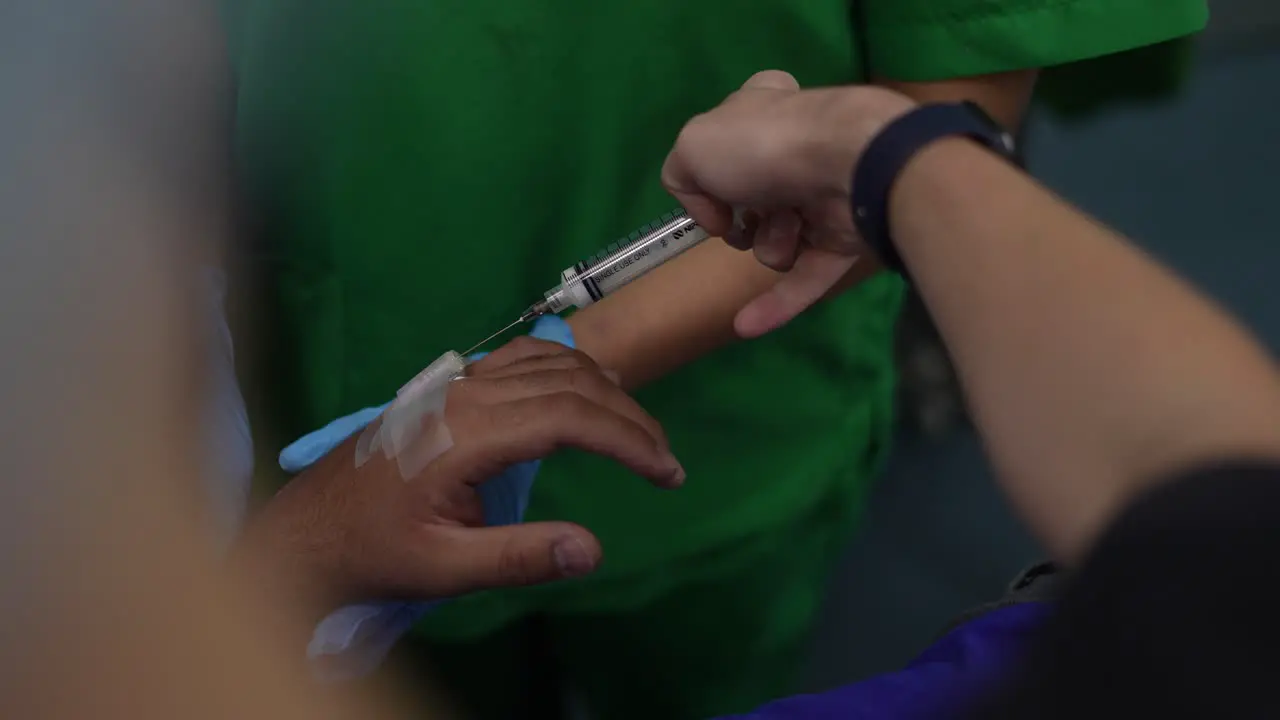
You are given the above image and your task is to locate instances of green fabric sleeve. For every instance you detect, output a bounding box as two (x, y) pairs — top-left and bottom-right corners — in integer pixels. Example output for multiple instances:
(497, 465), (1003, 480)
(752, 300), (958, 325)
(862, 0), (1210, 81)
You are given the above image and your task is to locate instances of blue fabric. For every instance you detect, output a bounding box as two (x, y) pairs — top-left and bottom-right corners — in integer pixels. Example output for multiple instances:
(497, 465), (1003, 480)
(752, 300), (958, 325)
(278, 315), (575, 679)
(721, 603), (1052, 719)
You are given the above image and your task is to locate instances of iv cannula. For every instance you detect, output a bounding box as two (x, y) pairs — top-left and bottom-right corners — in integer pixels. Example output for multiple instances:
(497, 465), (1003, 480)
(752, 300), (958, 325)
(463, 208), (710, 356)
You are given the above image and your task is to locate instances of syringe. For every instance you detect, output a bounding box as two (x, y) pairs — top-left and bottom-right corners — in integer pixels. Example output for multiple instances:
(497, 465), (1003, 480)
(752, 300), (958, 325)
(465, 208), (710, 355)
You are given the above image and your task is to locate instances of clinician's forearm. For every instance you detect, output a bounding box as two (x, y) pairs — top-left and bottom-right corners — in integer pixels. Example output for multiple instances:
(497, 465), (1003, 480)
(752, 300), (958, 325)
(892, 138), (1280, 562)
(879, 70), (1038, 130)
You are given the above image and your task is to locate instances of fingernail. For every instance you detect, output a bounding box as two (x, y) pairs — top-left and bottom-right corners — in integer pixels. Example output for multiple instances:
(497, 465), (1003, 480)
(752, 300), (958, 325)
(663, 452), (686, 487)
(553, 537), (595, 578)
(603, 369), (621, 385)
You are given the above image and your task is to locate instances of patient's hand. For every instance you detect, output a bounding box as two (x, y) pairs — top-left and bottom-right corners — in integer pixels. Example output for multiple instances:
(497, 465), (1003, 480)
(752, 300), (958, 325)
(234, 338), (681, 619)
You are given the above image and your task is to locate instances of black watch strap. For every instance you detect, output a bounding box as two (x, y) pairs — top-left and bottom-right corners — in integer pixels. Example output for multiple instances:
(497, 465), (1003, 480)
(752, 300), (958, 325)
(850, 101), (1017, 278)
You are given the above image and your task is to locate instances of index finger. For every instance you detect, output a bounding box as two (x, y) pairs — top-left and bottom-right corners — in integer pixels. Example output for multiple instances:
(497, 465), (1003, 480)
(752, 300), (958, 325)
(455, 367), (669, 450)
(436, 392), (684, 490)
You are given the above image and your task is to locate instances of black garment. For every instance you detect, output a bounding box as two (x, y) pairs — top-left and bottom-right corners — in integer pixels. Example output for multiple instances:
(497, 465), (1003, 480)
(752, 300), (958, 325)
(977, 462), (1280, 719)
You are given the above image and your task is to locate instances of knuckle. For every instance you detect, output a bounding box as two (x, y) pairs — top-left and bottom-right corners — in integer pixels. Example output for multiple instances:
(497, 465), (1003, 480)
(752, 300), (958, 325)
(674, 114), (712, 154)
(673, 120), (698, 149)
(641, 411), (668, 442)
(747, 69), (798, 91)
(496, 535), (537, 586)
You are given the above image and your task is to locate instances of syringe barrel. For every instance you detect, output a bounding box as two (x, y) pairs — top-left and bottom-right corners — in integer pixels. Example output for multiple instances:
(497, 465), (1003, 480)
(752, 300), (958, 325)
(543, 209), (710, 313)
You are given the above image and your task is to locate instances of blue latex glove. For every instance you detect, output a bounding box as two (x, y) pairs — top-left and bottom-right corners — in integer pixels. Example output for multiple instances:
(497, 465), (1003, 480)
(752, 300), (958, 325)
(278, 315), (574, 679)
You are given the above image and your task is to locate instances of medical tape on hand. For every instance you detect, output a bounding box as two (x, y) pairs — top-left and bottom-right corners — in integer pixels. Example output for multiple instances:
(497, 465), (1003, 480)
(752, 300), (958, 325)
(354, 351), (466, 480)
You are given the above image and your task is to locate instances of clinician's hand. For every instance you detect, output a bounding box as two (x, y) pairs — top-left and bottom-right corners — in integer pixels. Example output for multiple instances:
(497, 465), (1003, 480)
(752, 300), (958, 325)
(661, 70), (916, 337)
(236, 338), (681, 615)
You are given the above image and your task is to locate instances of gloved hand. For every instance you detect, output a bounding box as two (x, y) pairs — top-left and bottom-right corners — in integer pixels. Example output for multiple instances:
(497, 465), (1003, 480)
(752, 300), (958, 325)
(277, 315), (576, 679)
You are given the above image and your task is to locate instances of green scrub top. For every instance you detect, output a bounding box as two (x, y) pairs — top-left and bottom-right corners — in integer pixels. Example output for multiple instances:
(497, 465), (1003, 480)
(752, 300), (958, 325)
(225, 0), (1208, 639)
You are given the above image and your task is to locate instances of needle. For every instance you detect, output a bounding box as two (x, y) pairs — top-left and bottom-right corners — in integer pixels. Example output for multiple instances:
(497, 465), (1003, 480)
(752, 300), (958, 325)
(462, 316), (526, 357)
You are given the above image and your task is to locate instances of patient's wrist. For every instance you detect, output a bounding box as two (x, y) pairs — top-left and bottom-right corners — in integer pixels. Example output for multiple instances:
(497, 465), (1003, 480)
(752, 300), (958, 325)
(232, 462), (355, 627)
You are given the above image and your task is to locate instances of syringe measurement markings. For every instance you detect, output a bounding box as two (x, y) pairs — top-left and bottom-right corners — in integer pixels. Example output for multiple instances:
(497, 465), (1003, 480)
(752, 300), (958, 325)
(592, 221), (697, 282)
(577, 210), (688, 268)
(576, 213), (695, 284)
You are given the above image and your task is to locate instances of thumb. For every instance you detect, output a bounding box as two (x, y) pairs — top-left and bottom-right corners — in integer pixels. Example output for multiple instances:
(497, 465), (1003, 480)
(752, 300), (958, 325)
(426, 522), (603, 596)
(734, 250), (859, 338)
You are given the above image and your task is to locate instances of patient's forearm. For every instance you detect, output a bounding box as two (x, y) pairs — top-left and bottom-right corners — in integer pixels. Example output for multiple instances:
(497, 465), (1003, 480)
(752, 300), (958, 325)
(567, 240), (770, 389)
(879, 70), (1038, 131)
(568, 235), (877, 389)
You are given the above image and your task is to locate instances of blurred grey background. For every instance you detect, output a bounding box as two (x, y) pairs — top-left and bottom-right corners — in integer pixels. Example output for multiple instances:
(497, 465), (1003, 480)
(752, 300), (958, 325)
(803, 0), (1280, 689)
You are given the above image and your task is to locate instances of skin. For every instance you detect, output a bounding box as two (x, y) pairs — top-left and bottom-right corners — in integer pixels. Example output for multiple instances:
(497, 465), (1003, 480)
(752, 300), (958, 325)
(234, 338), (686, 644)
(0, 1), (1058, 716)
(662, 71), (1280, 562)
(220, 73), (1040, 674)
(891, 138), (1280, 560)
(227, 72), (1040, 675)
(18, 2), (1268, 707)
(567, 73), (1037, 389)
(235, 73), (1042, 622)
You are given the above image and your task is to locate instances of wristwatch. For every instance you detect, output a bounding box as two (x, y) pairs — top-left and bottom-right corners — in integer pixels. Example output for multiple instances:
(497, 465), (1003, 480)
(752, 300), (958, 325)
(850, 101), (1017, 279)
